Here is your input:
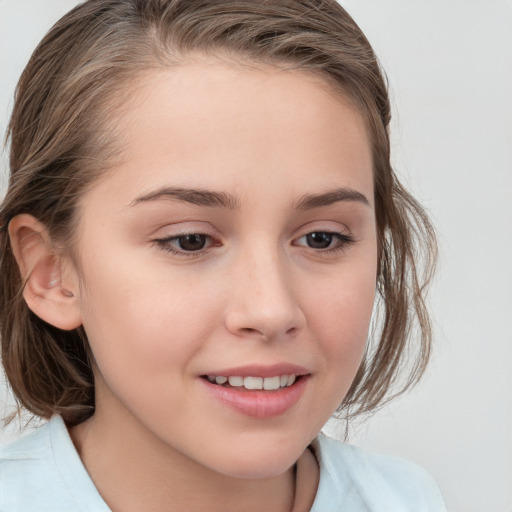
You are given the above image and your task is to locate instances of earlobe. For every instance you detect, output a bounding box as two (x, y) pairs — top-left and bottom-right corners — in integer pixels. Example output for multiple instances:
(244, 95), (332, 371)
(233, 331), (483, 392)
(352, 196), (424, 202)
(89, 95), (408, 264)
(8, 214), (82, 330)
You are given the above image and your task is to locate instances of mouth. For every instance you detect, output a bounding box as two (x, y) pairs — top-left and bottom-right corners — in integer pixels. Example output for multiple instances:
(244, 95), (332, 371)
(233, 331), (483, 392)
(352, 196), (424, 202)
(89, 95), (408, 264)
(199, 364), (310, 418)
(201, 373), (308, 418)
(202, 374), (299, 391)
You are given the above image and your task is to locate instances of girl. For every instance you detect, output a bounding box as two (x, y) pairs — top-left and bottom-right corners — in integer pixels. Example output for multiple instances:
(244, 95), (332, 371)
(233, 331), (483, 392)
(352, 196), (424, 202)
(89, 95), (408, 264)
(0, 1), (444, 510)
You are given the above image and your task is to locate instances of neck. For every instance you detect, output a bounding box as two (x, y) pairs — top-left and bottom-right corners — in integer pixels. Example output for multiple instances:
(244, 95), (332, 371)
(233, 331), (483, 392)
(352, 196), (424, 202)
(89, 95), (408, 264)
(69, 405), (301, 512)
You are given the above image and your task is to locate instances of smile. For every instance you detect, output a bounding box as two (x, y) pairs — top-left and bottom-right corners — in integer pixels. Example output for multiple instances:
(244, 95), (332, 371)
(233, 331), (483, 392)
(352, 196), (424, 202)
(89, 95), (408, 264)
(205, 374), (296, 390)
(201, 371), (308, 418)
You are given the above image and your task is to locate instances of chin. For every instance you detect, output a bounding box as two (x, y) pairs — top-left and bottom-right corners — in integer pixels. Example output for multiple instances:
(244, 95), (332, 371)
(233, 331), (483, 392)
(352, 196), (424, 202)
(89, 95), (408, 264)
(206, 437), (308, 480)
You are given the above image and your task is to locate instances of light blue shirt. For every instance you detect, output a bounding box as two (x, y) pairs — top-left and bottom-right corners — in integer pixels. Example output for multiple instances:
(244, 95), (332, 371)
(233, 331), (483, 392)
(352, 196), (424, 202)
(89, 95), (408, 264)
(0, 415), (445, 511)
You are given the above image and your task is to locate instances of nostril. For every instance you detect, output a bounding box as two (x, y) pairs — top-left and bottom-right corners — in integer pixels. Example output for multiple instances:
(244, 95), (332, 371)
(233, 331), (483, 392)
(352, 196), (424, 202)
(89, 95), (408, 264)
(239, 327), (259, 335)
(236, 325), (299, 340)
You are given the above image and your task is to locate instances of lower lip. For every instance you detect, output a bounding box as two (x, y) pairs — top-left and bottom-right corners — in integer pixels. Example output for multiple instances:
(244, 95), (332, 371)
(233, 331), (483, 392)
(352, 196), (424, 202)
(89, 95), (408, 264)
(201, 376), (308, 419)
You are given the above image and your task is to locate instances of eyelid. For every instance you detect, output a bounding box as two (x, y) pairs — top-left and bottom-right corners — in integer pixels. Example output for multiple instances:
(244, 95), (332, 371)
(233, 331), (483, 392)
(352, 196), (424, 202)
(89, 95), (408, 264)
(291, 222), (355, 254)
(293, 220), (352, 238)
(150, 222), (221, 258)
(152, 233), (218, 259)
(149, 220), (216, 237)
(293, 230), (354, 247)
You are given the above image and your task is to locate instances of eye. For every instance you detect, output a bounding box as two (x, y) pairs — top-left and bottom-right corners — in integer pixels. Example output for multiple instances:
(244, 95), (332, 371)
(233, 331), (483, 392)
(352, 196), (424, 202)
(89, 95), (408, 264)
(304, 232), (335, 249)
(173, 234), (208, 251)
(153, 233), (214, 256)
(293, 230), (354, 252)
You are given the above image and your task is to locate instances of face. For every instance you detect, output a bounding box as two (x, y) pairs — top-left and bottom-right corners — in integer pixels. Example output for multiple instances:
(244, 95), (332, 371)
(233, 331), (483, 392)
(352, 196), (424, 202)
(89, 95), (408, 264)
(72, 60), (377, 479)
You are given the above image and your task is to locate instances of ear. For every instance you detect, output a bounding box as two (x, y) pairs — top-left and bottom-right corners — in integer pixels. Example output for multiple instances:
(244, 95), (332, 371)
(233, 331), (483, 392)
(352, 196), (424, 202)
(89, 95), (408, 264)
(8, 214), (82, 330)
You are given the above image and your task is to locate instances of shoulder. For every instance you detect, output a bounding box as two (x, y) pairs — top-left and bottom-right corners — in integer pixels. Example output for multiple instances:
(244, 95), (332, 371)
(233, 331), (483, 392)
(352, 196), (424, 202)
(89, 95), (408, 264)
(0, 419), (61, 511)
(0, 416), (109, 512)
(0, 418), (53, 462)
(310, 434), (446, 512)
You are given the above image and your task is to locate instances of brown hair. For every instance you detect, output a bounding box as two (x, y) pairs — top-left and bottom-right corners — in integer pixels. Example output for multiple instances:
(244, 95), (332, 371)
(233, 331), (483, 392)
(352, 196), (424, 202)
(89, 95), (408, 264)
(0, 0), (436, 426)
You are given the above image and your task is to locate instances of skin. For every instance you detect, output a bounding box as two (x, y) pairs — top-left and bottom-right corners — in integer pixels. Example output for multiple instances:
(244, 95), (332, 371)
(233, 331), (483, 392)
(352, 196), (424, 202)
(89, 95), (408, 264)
(12, 59), (378, 511)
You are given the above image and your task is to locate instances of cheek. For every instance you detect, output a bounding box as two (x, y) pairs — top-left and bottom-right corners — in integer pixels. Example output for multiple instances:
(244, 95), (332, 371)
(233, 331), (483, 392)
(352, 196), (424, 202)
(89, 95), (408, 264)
(306, 259), (376, 377)
(77, 255), (219, 383)
(292, 263), (375, 434)
(313, 290), (373, 364)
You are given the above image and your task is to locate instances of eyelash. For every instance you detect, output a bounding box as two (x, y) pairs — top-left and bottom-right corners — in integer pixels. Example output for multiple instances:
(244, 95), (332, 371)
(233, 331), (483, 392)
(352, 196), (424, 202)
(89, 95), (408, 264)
(293, 231), (355, 254)
(152, 233), (214, 258)
(152, 230), (355, 258)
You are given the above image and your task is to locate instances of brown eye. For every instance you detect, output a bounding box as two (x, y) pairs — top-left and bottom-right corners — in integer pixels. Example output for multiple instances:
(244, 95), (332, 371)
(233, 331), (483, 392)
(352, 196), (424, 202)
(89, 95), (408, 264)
(176, 234), (207, 251)
(306, 232), (334, 249)
(293, 230), (355, 253)
(153, 233), (213, 256)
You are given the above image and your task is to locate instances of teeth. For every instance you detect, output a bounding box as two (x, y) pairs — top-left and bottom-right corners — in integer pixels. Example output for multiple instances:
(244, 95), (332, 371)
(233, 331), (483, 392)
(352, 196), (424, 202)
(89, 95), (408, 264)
(228, 376), (244, 387)
(244, 376), (263, 390)
(263, 376), (281, 390)
(207, 374), (298, 390)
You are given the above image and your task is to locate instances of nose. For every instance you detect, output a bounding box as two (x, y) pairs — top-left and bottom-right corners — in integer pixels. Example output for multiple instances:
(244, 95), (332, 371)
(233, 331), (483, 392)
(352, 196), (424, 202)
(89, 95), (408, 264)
(224, 247), (306, 341)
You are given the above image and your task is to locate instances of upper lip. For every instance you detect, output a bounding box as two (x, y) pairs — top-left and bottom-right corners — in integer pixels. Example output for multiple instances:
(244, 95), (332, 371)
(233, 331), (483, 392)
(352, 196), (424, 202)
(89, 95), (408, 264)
(201, 363), (309, 378)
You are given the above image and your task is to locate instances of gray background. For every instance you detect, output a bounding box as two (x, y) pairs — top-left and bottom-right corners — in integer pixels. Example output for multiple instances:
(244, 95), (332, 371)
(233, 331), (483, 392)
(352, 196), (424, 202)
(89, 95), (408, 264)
(1, 1), (511, 511)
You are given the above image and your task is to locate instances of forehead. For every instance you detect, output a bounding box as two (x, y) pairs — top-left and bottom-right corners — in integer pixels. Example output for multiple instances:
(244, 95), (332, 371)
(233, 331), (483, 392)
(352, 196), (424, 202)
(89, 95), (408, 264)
(86, 60), (374, 208)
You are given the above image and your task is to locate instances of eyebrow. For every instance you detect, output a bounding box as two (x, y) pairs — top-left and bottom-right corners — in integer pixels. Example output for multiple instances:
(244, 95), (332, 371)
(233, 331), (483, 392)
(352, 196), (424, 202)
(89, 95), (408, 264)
(293, 187), (370, 210)
(130, 187), (240, 209)
(130, 185), (370, 210)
